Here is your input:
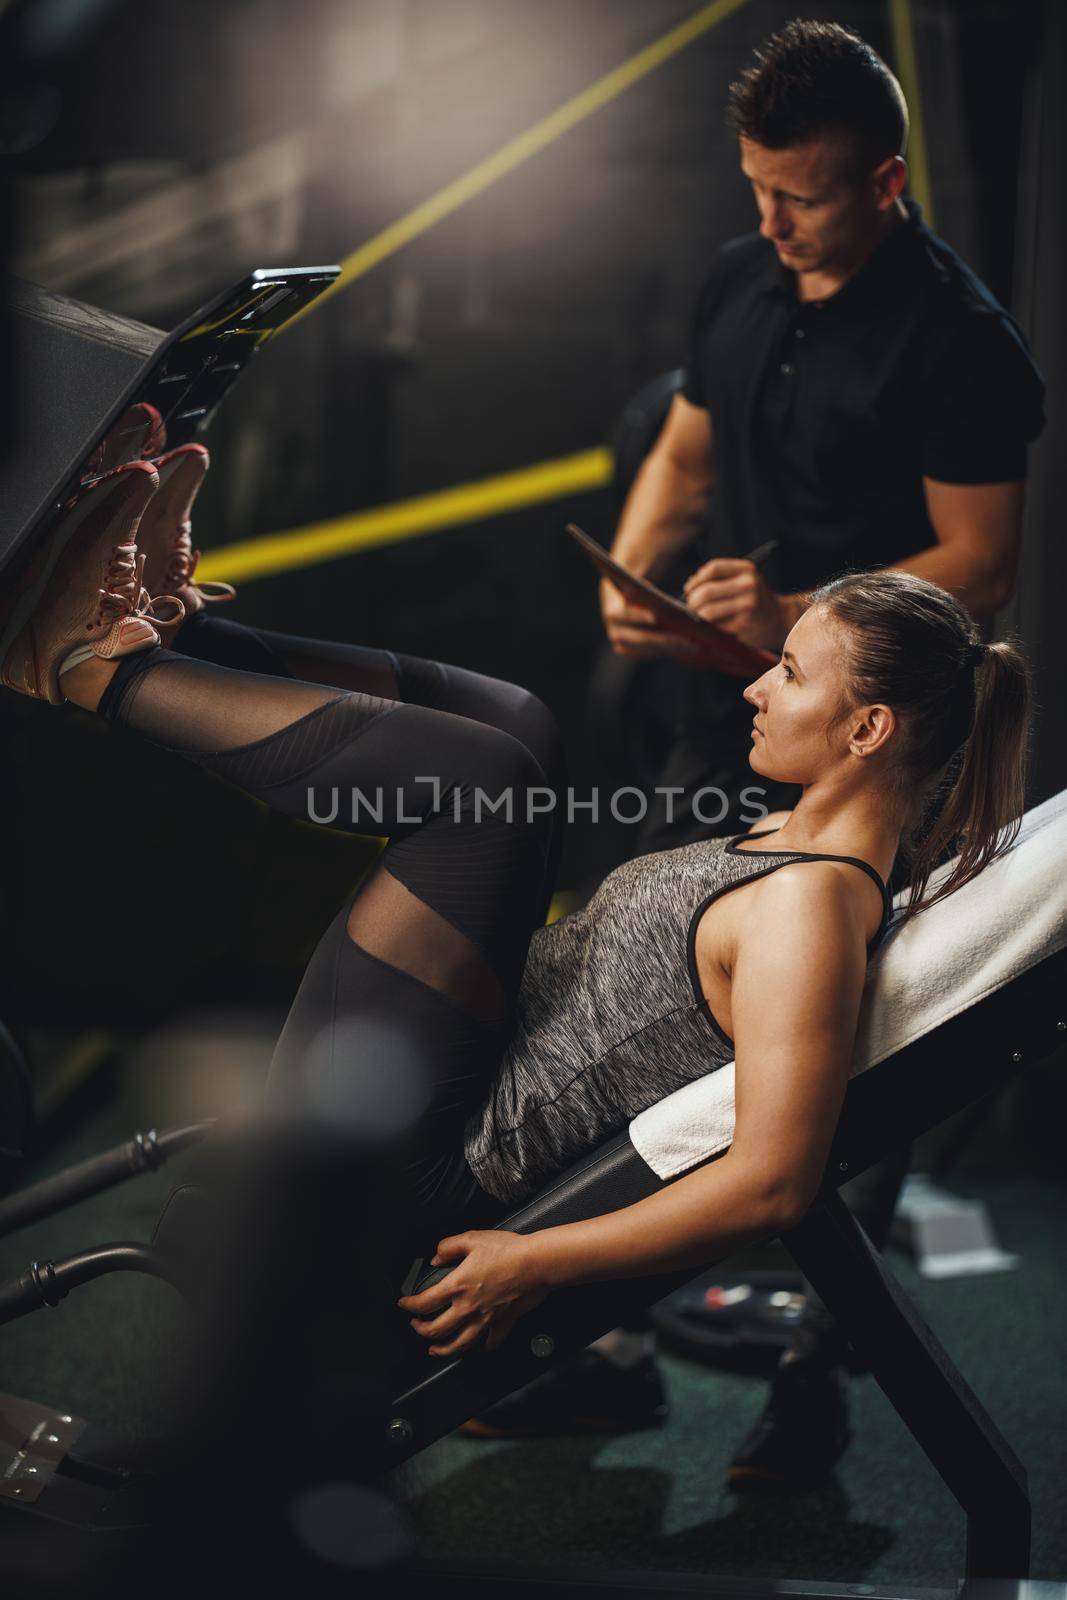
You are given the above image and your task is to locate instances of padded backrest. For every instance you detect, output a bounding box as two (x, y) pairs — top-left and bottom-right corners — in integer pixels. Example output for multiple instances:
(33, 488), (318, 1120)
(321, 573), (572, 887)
(855, 785), (1067, 1065)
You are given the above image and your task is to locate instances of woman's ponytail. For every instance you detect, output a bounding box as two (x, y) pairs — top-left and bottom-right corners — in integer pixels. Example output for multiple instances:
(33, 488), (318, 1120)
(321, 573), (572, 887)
(904, 639), (1031, 915)
(812, 571), (1033, 920)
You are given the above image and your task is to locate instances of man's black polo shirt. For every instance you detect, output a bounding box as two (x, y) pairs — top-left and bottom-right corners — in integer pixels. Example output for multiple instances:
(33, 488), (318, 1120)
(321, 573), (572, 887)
(682, 201), (1045, 593)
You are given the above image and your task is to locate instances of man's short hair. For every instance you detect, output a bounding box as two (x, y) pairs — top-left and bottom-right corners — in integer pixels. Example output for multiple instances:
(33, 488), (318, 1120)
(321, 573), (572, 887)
(726, 20), (908, 172)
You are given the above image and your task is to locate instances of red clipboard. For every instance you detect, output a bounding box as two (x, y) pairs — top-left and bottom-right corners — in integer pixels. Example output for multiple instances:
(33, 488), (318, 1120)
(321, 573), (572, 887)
(566, 523), (777, 680)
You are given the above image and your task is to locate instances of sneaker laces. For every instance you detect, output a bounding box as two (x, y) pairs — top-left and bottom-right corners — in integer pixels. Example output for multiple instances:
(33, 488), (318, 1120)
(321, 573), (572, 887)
(94, 542), (149, 627)
(95, 542), (185, 632)
(162, 521), (235, 603)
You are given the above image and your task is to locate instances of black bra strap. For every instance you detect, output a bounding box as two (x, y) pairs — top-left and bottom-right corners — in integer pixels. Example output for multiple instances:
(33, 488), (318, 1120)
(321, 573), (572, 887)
(728, 833), (893, 949)
(801, 851), (893, 949)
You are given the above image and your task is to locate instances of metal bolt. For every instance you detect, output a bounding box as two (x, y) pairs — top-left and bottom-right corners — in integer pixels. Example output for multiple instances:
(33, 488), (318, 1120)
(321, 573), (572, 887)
(530, 1334), (555, 1359)
(26, 1467), (37, 1476)
(386, 1417), (413, 1445)
(1056, 1020), (1065, 1032)
(46, 1435), (59, 1444)
(59, 1415), (72, 1425)
(838, 1161), (849, 1173)
(11, 1487), (22, 1497)
(1011, 1051), (1023, 1064)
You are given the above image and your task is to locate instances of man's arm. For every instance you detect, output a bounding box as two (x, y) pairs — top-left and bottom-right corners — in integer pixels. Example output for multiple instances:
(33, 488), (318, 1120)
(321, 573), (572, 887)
(885, 478), (1024, 617)
(782, 476), (1025, 628)
(610, 392), (715, 576)
(684, 475), (1025, 651)
(903, 305), (1040, 617)
(600, 393), (715, 659)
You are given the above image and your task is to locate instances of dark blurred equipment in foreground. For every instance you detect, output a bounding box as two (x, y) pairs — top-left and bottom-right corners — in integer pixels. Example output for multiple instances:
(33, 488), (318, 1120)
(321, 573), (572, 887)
(0, 1099), (418, 1596)
(0, 1001), (428, 1593)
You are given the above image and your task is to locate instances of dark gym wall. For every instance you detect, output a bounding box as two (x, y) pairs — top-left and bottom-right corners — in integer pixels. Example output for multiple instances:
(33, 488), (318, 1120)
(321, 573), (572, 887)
(10, 0), (907, 689)
(1002, 0), (1067, 803)
(3, 0), (1055, 1026)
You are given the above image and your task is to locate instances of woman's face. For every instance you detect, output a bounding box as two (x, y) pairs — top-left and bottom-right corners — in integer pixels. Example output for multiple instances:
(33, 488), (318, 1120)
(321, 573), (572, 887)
(743, 604), (855, 784)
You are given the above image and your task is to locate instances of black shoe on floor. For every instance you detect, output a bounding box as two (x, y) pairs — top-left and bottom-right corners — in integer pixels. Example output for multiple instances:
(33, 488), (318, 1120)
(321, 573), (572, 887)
(726, 1358), (851, 1492)
(459, 1349), (668, 1439)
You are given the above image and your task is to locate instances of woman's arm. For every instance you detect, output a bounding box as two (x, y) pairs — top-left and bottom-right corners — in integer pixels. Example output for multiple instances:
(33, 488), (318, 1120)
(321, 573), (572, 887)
(400, 864), (870, 1354)
(526, 862), (869, 1287)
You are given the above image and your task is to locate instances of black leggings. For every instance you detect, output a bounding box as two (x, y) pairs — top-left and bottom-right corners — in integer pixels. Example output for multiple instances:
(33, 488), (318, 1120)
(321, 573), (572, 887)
(100, 610), (566, 1235)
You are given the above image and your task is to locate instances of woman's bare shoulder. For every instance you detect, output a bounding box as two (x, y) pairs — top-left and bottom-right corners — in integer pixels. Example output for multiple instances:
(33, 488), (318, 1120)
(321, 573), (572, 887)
(697, 858), (870, 969)
(741, 860), (876, 954)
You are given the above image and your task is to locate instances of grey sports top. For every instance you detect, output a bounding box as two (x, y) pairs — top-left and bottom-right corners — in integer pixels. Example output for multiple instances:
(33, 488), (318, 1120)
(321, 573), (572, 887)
(463, 832), (891, 1205)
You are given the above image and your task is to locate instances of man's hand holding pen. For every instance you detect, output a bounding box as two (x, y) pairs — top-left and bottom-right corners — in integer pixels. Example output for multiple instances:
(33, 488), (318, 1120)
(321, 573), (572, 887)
(600, 535), (802, 660)
(683, 546), (802, 654)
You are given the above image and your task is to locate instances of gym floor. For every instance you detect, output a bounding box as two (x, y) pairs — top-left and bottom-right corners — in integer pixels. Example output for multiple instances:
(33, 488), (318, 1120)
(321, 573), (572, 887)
(2, 1037), (1064, 1586)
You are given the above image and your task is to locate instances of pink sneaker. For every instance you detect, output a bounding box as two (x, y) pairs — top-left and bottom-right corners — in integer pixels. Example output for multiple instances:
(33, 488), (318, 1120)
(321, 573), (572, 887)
(138, 444), (235, 632)
(85, 401), (166, 478)
(0, 461), (181, 705)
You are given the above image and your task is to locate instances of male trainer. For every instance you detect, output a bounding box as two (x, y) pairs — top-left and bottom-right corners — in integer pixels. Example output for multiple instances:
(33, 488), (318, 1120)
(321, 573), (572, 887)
(463, 21), (1044, 1487)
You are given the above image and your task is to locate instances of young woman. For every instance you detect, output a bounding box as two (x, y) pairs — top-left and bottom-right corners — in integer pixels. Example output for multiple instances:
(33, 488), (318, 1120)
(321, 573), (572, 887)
(0, 448), (1030, 1363)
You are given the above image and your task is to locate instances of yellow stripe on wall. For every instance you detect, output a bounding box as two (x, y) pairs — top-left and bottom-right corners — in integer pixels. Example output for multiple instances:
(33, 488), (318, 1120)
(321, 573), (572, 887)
(888, 0), (935, 226)
(196, 446), (614, 585)
(284, 0), (752, 325)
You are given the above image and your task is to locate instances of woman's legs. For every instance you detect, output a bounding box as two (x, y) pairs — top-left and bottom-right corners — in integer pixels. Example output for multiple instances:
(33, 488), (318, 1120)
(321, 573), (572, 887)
(86, 644), (559, 1228)
(172, 611), (566, 923)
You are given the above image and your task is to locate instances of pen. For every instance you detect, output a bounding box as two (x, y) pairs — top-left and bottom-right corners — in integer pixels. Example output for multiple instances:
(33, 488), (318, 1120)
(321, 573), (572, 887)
(744, 539), (779, 570)
(682, 538), (780, 600)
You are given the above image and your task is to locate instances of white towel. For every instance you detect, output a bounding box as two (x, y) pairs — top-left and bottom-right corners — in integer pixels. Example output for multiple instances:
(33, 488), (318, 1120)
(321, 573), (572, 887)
(630, 788), (1067, 1182)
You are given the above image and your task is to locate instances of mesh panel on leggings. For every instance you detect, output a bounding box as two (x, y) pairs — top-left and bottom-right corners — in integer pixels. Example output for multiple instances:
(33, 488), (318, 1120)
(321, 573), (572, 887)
(112, 651), (396, 791)
(346, 865), (512, 1024)
(382, 787), (549, 990)
(260, 706), (555, 1003)
(116, 652), (342, 749)
(195, 691), (398, 792)
(105, 646), (556, 1125)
